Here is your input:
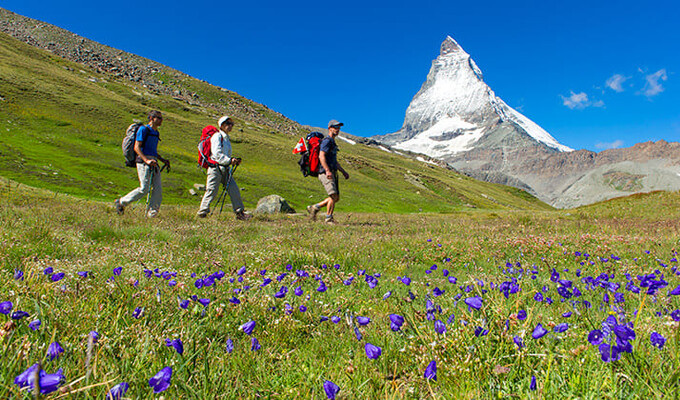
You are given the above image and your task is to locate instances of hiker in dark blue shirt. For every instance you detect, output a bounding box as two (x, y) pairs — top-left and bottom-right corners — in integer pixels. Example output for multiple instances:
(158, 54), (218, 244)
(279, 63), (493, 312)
(114, 110), (170, 217)
(307, 119), (350, 224)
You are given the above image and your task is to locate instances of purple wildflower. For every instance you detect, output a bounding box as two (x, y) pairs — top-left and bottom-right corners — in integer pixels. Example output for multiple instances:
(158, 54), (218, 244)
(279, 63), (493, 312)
(149, 367), (172, 393)
(434, 320), (447, 335)
(474, 326), (489, 337)
(357, 316), (371, 326)
(424, 360), (437, 381)
(354, 326), (363, 341)
(365, 342), (382, 359)
(11, 311), (29, 320)
(14, 364), (65, 394)
(240, 320), (256, 335)
(165, 338), (184, 355)
(517, 310), (527, 320)
(14, 269), (24, 280)
(532, 323), (548, 339)
(0, 301), (12, 315)
(226, 338), (234, 353)
(588, 329), (604, 345)
(464, 296), (483, 310)
(113, 267), (122, 276)
(389, 314), (405, 331)
(47, 341), (64, 360)
(530, 375), (537, 391)
(132, 307), (143, 319)
(29, 320), (41, 331)
(251, 337), (261, 351)
(198, 298), (211, 307)
(106, 382), (129, 400)
(323, 380), (340, 399)
(513, 335), (524, 349)
(274, 286), (288, 299)
(651, 332), (666, 349)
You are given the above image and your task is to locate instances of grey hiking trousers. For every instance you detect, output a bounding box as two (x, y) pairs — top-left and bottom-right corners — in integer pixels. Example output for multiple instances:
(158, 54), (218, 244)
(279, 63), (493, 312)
(198, 165), (244, 215)
(120, 162), (162, 217)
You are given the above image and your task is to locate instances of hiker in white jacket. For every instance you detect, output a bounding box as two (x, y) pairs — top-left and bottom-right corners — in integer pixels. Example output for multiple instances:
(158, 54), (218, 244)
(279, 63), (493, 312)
(197, 116), (251, 220)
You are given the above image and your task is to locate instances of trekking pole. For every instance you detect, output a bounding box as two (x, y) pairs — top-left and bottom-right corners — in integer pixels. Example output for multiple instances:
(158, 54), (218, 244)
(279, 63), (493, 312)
(216, 164), (239, 216)
(145, 165), (158, 214)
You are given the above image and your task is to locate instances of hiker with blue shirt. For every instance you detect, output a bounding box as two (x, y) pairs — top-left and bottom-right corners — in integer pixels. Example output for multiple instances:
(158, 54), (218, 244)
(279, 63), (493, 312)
(114, 110), (170, 217)
(307, 119), (350, 225)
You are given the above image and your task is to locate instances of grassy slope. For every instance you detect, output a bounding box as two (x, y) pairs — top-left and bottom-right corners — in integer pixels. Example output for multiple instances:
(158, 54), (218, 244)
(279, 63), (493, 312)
(1, 183), (679, 398)
(0, 31), (551, 213)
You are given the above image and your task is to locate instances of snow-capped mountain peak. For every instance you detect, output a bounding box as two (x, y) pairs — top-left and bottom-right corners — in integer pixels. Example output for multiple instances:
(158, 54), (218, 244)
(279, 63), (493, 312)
(377, 36), (572, 155)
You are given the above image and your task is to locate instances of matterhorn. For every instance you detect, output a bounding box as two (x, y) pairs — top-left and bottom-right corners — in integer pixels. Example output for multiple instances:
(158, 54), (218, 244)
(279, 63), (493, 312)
(376, 36), (680, 208)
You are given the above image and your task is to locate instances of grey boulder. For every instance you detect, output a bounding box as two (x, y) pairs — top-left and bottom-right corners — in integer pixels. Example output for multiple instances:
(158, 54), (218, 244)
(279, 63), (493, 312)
(255, 195), (296, 214)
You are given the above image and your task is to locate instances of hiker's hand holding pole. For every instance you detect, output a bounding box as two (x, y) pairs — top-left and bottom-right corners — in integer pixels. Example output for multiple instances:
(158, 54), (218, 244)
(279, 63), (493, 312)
(159, 156), (171, 173)
(231, 157), (242, 167)
(145, 158), (159, 168)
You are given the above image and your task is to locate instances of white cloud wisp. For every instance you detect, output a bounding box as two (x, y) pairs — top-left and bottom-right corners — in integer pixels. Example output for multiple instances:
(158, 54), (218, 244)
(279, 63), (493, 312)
(561, 91), (605, 110)
(642, 69), (668, 98)
(605, 74), (629, 92)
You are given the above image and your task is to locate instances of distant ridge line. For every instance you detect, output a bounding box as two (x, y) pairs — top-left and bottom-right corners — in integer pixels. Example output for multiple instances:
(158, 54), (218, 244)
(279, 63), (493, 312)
(0, 6), (303, 135)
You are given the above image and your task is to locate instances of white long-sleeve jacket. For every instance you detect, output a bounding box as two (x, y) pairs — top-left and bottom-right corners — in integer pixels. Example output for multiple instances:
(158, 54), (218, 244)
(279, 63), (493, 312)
(210, 130), (233, 166)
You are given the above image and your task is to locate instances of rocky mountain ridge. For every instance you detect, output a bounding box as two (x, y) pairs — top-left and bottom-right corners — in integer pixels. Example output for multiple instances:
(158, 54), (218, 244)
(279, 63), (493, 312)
(376, 36), (680, 208)
(0, 7), (302, 136)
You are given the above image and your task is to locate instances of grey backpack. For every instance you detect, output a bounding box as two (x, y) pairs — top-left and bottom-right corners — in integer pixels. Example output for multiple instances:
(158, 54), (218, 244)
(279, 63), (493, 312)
(122, 122), (143, 167)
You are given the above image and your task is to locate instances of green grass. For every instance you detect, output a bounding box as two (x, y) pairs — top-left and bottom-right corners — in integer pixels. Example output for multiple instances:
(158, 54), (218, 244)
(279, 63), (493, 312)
(1, 182), (679, 398)
(0, 30), (551, 213)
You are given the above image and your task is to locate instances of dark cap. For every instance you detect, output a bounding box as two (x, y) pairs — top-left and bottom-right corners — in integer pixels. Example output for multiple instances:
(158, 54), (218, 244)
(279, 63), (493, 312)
(328, 119), (344, 128)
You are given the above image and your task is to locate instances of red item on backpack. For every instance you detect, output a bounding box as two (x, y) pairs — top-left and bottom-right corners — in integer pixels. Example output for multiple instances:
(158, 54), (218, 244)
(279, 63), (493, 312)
(198, 125), (220, 169)
(307, 133), (323, 176)
(295, 131), (324, 177)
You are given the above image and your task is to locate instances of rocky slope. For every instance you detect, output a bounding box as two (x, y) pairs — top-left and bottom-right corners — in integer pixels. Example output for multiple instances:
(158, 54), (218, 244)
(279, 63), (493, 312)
(376, 36), (680, 208)
(0, 7), (302, 136)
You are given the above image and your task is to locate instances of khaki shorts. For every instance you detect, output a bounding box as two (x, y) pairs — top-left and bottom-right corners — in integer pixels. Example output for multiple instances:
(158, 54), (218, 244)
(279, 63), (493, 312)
(318, 172), (339, 196)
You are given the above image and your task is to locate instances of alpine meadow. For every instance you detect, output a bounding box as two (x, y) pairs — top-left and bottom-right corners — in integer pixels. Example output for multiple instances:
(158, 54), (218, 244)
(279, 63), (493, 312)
(2, 8), (680, 400)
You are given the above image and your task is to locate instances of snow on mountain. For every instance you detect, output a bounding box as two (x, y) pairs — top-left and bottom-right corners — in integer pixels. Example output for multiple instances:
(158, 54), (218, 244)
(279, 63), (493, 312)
(375, 36), (680, 208)
(380, 36), (572, 155)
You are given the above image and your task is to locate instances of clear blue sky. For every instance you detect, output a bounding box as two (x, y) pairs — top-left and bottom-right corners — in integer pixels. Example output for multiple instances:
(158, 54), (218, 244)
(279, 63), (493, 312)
(3, 0), (678, 150)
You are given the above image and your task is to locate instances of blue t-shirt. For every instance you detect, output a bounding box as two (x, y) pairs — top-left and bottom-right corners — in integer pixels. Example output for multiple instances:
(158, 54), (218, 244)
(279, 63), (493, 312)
(135, 125), (160, 158)
(318, 136), (338, 174)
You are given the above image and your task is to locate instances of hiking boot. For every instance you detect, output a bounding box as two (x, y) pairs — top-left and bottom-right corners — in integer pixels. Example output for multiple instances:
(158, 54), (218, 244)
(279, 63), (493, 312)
(197, 211), (208, 218)
(324, 216), (336, 225)
(236, 211), (252, 221)
(114, 198), (124, 215)
(307, 205), (320, 221)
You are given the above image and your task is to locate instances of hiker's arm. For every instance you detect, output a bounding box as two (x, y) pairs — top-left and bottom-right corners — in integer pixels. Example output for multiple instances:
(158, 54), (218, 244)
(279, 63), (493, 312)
(319, 151), (332, 178)
(134, 141), (158, 167)
(157, 154), (171, 172)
